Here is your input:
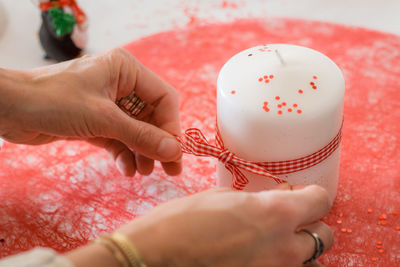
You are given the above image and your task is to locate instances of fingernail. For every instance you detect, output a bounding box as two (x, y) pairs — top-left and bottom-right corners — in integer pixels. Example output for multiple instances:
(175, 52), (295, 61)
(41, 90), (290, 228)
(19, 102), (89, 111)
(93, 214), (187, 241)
(273, 182), (291, 190)
(116, 156), (127, 176)
(157, 138), (181, 160)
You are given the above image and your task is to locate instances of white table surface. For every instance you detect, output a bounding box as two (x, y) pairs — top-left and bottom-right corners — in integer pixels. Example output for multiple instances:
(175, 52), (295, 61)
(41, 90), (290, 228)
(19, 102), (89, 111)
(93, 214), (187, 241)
(0, 0), (399, 70)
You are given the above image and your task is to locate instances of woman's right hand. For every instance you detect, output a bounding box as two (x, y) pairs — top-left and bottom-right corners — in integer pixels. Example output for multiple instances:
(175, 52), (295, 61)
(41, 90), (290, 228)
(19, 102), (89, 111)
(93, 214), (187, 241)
(116, 184), (333, 267)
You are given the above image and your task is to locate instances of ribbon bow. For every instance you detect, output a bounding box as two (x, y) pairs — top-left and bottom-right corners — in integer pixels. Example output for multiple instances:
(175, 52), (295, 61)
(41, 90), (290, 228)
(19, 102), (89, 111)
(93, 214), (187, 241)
(177, 124), (342, 190)
(177, 128), (286, 190)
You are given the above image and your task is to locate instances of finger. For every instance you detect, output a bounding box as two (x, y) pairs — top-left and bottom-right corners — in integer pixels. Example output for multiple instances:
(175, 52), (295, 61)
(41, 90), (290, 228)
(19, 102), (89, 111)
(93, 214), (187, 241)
(271, 182), (291, 191)
(105, 106), (182, 163)
(111, 48), (181, 140)
(107, 49), (182, 166)
(130, 55), (182, 148)
(161, 160), (182, 176)
(296, 221), (334, 265)
(88, 138), (137, 176)
(135, 153), (155, 175)
(287, 185), (332, 226)
(115, 149), (137, 176)
(256, 185), (332, 226)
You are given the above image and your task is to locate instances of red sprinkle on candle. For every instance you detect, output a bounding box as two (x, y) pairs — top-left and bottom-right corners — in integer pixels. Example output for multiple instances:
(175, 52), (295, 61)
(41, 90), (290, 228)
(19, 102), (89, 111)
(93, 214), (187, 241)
(288, 108), (292, 112)
(269, 75), (274, 79)
(310, 82), (315, 85)
(393, 210), (398, 215)
(376, 245), (382, 249)
(298, 89), (303, 94)
(338, 213), (343, 217)
(258, 78), (263, 82)
(313, 76), (318, 79)
(264, 75), (268, 79)
(395, 226), (400, 230)
(248, 54), (253, 56)
(278, 110), (283, 115)
(277, 104), (282, 108)
(297, 109), (302, 114)
(371, 257), (377, 262)
(263, 107), (270, 112)
(282, 102), (286, 106)
(312, 86), (317, 90)
(265, 79), (270, 83)
(377, 241), (383, 245)
(368, 209), (373, 213)
(378, 249), (384, 254)
(347, 229), (352, 233)
(380, 220), (387, 226)
(264, 101), (268, 105)
(231, 90), (236, 94)
(275, 96), (280, 100)
(293, 104), (298, 108)
(340, 228), (347, 233)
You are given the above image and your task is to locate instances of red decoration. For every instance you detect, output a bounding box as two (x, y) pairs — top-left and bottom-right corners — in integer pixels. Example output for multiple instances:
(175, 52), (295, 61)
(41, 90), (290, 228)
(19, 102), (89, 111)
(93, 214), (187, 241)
(39, 0), (86, 24)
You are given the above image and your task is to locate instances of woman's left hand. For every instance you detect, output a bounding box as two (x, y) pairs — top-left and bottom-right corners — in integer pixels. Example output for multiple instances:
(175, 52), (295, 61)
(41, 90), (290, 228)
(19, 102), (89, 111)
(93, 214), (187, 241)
(0, 48), (182, 177)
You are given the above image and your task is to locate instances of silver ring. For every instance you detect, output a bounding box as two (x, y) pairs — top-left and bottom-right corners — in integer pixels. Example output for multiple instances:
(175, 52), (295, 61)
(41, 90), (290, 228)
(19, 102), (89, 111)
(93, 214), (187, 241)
(117, 93), (146, 118)
(300, 229), (324, 264)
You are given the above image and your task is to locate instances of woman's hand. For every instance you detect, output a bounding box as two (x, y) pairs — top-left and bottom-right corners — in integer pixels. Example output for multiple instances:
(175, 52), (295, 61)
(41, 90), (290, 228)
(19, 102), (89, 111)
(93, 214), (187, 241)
(0, 48), (182, 176)
(114, 184), (333, 267)
(66, 184), (333, 267)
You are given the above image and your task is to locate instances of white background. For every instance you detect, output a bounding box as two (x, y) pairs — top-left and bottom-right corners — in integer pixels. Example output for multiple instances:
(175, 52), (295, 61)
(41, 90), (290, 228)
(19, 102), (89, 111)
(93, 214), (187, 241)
(0, 0), (400, 69)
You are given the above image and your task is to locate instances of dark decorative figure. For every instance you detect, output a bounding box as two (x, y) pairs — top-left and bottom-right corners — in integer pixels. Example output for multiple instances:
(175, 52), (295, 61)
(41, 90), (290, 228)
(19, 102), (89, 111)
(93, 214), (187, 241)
(37, 0), (87, 62)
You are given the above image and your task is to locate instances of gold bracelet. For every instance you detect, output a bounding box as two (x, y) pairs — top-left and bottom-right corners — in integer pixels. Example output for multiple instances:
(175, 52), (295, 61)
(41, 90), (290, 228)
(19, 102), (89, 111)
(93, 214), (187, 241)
(107, 232), (147, 267)
(94, 236), (130, 267)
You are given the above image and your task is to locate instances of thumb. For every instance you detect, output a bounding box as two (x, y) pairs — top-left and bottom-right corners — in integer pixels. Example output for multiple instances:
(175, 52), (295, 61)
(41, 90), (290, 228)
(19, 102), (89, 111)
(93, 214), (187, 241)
(105, 107), (182, 162)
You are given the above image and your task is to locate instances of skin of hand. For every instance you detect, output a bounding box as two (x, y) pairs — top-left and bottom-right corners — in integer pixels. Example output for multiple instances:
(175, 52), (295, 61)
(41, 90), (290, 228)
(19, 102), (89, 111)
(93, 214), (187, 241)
(0, 48), (182, 176)
(66, 184), (334, 267)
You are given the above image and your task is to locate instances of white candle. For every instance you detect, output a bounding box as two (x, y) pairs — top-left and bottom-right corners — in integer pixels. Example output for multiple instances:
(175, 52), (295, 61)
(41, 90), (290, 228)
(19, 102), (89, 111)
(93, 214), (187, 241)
(216, 44), (345, 200)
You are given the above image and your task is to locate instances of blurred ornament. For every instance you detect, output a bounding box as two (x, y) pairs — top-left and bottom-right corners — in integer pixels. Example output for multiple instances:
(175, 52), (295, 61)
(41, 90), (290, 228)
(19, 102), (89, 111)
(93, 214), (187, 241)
(35, 0), (88, 62)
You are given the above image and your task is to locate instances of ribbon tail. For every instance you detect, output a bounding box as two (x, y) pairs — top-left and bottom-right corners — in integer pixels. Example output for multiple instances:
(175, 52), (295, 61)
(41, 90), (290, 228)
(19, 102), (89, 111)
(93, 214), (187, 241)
(225, 163), (249, 191)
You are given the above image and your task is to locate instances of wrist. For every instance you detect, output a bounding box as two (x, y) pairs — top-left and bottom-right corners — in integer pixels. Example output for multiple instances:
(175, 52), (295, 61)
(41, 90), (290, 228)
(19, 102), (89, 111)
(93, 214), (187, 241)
(118, 217), (170, 267)
(0, 68), (32, 134)
(66, 242), (121, 267)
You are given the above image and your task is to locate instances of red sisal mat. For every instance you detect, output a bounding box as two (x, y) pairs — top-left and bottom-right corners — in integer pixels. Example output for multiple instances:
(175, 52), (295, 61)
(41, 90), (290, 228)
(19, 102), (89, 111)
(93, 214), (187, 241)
(1, 18), (400, 266)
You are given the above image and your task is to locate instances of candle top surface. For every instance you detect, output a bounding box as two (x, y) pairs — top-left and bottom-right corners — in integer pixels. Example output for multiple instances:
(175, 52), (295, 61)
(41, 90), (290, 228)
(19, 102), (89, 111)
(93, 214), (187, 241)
(217, 44), (345, 119)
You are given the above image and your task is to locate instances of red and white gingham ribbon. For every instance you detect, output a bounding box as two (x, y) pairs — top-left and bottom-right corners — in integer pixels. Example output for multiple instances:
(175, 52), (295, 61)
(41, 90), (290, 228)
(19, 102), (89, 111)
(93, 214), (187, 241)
(177, 124), (342, 190)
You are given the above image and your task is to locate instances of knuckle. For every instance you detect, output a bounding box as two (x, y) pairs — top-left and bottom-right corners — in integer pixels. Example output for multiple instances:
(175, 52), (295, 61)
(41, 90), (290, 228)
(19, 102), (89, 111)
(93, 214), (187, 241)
(107, 48), (135, 67)
(309, 184), (331, 209)
(110, 47), (128, 58)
